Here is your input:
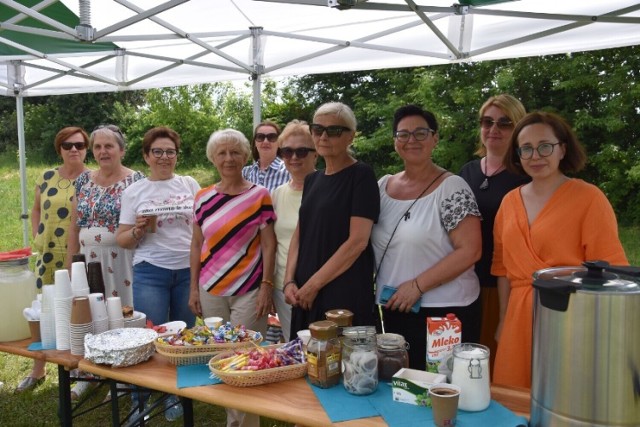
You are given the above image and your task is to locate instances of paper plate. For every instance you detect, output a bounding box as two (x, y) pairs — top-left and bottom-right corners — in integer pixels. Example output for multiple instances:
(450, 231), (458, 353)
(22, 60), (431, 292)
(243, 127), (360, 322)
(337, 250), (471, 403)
(157, 320), (187, 337)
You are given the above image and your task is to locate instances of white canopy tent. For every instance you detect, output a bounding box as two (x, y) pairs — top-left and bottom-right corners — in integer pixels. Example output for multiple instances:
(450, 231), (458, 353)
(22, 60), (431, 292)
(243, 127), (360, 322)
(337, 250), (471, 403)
(2, 0), (640, 245)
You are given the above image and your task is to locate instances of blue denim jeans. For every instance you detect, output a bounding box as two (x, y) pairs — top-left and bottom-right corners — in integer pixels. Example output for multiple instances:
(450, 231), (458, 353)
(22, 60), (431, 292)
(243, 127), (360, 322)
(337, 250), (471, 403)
(132, 261), (195, 327)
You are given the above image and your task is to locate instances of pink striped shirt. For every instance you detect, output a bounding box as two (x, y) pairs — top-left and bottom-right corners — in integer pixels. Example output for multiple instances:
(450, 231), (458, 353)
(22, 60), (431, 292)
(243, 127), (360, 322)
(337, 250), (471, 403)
(194, 184), (276, 296)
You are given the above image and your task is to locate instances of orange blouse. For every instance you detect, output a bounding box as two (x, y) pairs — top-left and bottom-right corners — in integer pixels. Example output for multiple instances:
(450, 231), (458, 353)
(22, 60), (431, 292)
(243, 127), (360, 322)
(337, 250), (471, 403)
(491, 179), (628, 388)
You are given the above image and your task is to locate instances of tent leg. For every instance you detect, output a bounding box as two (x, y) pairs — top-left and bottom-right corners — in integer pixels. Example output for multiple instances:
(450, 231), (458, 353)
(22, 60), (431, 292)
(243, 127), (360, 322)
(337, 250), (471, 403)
(16, 96), (30, 248)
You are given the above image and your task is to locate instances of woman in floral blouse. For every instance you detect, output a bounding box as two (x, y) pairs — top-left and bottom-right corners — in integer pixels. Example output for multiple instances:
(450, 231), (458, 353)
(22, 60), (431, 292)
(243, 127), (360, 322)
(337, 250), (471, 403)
(370, 105), (482, 369)
(67, 124), (144, 307)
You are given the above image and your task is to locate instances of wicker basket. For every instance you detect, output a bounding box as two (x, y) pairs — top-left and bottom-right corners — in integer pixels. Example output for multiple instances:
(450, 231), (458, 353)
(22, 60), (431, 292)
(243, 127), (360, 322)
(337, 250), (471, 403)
(208, 344), (307, 387)
(154, 331), (262, 366)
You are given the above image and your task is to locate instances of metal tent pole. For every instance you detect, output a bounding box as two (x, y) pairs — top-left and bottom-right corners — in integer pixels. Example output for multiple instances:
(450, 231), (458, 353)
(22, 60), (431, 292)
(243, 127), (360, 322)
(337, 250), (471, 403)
(16, 95), (30, 247)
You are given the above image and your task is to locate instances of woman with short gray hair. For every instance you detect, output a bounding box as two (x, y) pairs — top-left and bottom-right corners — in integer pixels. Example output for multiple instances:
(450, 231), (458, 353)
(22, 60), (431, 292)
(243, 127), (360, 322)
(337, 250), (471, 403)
(190, 128), (276, 427)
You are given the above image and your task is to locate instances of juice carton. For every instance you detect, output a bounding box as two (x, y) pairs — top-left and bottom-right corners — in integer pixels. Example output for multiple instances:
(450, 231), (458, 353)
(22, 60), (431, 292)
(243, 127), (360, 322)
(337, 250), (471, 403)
(426, 313), (461, 379)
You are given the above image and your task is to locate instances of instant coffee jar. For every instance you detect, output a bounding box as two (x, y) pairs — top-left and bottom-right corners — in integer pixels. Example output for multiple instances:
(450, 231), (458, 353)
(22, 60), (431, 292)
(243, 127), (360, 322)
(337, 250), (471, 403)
(307, 320), (341, 388)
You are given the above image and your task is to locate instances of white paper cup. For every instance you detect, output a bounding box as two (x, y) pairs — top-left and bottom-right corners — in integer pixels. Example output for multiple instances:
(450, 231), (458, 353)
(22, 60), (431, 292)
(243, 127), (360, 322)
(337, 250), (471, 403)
(54, 269), (72, 298)
(204, 316), (223, 330)
(41, 285), (56, 313)
(296, 329), (311, 346)
(88, 293), (108, 321)
(70, 262), (89, 291)
(106, 297), (124, 321)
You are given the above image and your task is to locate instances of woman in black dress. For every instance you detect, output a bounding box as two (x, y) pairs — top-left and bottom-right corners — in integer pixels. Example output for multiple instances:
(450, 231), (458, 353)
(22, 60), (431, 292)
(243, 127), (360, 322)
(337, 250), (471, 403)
(284, 102), (379, 337)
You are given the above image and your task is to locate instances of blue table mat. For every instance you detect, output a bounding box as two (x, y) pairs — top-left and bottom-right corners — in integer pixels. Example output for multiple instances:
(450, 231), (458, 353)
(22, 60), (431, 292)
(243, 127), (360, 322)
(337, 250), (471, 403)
(176, 364), (222, 388)
(310, 380), (528, 427)
(28, 341), (43, 350)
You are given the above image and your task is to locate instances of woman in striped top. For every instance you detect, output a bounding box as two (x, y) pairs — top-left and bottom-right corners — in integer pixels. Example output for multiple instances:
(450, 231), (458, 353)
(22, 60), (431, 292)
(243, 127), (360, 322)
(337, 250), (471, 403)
(189, 129), (276, 427)
(189, 128), (276, 330)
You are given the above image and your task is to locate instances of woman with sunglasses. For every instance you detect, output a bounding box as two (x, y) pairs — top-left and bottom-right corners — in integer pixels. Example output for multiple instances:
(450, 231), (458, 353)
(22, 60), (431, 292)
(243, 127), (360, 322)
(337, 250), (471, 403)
(272, 120), (318, 341)
(242, 120), (290, 191)
(16, 127), (90, 393)
(284, 102), (379, 337)
(492, 112), (627, 388)
(458, 94), (529, 373)
(115, 126), (198, 421)
(371, 105), (482, 370)
(67, 124), (144, 315)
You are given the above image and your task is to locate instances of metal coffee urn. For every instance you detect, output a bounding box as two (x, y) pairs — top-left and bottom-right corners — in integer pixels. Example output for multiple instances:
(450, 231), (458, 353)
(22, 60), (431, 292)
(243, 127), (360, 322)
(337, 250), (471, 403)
(531, 261), (640, 426)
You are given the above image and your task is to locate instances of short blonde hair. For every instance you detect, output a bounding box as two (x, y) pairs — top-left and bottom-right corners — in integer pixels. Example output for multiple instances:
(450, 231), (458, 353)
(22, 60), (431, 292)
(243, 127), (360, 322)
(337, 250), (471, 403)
(206, 129), (251, 164)
(278, 120), (313, 148)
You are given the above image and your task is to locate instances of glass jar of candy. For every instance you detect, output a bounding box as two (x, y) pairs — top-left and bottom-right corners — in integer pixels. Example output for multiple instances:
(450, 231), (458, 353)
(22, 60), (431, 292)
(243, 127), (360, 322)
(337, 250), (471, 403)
(307, 320), (341, 388)
(342, 326), (378, 395)
(377, 333), (409, 381)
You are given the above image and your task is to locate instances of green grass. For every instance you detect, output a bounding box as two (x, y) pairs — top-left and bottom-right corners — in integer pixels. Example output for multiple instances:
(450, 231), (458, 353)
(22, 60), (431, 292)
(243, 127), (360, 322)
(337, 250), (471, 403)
(0, 157), (638, 425)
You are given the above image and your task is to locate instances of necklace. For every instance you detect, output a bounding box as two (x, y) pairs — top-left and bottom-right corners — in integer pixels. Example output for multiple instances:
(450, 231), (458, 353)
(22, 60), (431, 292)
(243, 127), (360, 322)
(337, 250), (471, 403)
(480, 158), (504, 191)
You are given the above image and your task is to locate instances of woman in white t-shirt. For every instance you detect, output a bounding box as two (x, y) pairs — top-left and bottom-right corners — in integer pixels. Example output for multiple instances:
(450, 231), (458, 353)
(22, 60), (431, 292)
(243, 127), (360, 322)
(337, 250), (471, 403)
(116, 126), (200, 327)
(116, 126), (199, 421)
(271, 120), (317, 341)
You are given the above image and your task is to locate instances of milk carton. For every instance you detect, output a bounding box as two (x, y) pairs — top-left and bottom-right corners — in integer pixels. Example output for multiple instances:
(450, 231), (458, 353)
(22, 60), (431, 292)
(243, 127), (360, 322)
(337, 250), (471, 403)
(426, 313), (461, 379)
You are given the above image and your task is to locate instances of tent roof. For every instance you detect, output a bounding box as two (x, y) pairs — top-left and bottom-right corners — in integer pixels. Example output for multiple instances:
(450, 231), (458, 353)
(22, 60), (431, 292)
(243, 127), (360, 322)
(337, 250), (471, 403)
(1, 0), (639, 97)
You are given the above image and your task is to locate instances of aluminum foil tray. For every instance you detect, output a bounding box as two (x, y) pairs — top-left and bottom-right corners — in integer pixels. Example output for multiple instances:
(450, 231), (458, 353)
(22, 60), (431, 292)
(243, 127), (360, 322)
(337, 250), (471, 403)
(84, 328), (158, 367)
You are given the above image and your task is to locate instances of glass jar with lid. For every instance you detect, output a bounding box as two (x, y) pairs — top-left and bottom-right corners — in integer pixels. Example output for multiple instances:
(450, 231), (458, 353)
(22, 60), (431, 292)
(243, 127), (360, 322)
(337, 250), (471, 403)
(0, 255), (37, 342)
(377, 333), (409, 381)
(342, 326), (378, 395)
(307, 320), (341, 388)
(325, 309), (353, 337)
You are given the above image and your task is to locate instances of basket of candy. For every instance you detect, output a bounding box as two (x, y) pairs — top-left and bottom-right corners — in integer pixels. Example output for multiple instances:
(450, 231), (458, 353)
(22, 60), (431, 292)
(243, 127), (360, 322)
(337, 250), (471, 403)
(208, 339), (307, 387)
(155, 323), (262, 366)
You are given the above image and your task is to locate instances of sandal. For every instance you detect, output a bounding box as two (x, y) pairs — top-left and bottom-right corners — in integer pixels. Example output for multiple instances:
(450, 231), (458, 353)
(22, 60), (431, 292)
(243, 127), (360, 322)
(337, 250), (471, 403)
(15, 375), (45, 393)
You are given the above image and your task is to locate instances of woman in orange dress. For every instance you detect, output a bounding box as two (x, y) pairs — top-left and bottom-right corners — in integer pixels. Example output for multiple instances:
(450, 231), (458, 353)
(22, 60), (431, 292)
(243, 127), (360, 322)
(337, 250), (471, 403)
(491, 112), (627, 388)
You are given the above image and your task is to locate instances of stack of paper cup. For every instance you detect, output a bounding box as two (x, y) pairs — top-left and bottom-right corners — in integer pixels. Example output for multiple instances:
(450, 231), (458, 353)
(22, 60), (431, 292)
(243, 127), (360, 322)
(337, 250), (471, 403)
(39, 285), (57, 349)
(54, 270), (72, 298)
(70, 262), (90, 297)
(54, 296), (72, 351)
(88, 293), (109, 334)
(106, 297), (124, 330)
(53, 269), (73, 350)
(69, 297), (92, 356)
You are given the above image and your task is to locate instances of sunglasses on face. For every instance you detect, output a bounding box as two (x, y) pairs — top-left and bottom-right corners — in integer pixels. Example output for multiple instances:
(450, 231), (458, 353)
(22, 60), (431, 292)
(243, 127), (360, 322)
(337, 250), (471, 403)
(278, 147), (316, 160)
(150, 148), (178, 159)
(309, 124), (351, 138)
(61, 141), (87, 151)
(255, 133), (278, 143)
(517, 142), (562, 160)
(480, 117), (513, 130)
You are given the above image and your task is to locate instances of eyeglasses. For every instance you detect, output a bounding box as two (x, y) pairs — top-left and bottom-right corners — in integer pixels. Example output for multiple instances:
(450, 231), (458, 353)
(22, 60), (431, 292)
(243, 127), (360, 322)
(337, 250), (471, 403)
(309, 124), (352, 138)
(279, 147), (316, 160)
(480, 117), (513, 130)
(394, 128), (435, 143)
(61, 141), (87, 151)
(150, 148), (178, 159)
(255, 133), (278, 143)
(516, 142), (562, 160)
